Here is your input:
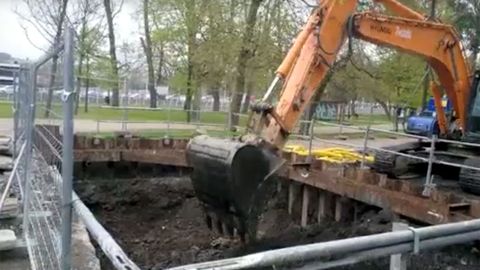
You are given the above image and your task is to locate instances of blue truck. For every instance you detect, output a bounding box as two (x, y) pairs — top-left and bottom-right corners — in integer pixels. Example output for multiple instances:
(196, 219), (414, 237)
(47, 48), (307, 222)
(405, 97), (452, 137)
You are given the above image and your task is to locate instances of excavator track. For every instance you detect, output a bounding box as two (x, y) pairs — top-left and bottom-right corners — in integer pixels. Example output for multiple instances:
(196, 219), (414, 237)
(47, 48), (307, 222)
(459, 158), (480, 195)
(372, 141), (423, 179)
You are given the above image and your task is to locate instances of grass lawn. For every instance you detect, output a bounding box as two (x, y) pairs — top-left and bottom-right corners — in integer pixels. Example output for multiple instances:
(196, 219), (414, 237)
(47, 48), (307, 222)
(0, 101), (248, 125)
(0, 101), (391, 128)
(348, 114), (392, 125)
(0, 102), (13, 118)
(79, 107), (233, 124)
(316, 114), (392, 126)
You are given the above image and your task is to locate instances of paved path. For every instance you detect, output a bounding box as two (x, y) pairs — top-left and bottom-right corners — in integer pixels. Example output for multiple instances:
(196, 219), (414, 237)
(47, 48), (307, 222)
(0, 118), (394, 134)
(0, 117), (408, 150)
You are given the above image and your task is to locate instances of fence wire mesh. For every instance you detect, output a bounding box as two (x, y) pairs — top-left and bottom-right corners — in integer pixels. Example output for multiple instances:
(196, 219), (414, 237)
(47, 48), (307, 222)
(9, 30), (74, 270)
(15, 60), (65, 270)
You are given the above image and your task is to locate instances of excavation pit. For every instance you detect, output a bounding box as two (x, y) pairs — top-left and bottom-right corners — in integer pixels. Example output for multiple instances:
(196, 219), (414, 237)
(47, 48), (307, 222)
(74, 162), (480, 270)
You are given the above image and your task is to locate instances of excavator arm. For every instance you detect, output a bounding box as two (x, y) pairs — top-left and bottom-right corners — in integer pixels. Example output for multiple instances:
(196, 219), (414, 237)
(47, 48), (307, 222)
(352, 12), (471, 135)
(186, 0), (473, 241)
(256, 0), (471, 147)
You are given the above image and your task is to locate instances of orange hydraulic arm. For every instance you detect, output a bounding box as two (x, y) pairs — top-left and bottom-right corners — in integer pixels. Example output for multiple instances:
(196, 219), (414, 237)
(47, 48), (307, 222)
(374, 0), (424, 20)
(352, 12), (471, 135)
(256, 0), (471, 148)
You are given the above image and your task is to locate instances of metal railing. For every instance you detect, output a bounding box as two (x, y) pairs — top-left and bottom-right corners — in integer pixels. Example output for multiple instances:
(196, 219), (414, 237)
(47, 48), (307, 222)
(291, 118), (480, 198)
(91, 107), (250, 136)
(167, 218), (480, 270)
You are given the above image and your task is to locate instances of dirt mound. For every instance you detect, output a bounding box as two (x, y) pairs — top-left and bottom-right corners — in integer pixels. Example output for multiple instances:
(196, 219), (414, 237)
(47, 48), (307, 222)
(76, 175), (480, 270)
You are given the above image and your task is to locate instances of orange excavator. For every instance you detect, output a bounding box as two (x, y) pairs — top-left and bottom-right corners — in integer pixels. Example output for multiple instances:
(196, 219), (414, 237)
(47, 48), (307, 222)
(186, 0), (480, 240)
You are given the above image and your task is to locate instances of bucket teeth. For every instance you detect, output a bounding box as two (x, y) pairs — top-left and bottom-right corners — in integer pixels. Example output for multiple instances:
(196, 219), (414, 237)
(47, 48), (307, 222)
(234, 217), (247, 243)
(202, 209), (250, 241)
(215, 218), (224, 234)
(224, 216), (235, 237)
(239, 232), (246, 243)
(205, 214), (213, 230)
(226, 224), (234, 237)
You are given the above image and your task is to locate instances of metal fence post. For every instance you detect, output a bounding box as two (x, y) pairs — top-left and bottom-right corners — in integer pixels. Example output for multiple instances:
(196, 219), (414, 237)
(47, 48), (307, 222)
(361, 106), (375, 169)
(422, 135), (437, 197)
(390, 222), (408, 270)
(122, 77), (128, 132)
(360, 125), (371, 169)
(227, 105), (233, 131)
(196, 109), (201, 129)
(12, 70), (18, 157)
(61, 27), (75, 270)
(167, 100), (171, 138)
(307, 118), (315, 163)
(339, 104), (344, 135)
(22, 67), (34, 240)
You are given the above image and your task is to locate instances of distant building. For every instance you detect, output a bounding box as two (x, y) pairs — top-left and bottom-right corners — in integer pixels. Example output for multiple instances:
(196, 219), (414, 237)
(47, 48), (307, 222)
(156, 85), (169, 95)
(0, 63), (20, 86)
(156, 85), (169, 99)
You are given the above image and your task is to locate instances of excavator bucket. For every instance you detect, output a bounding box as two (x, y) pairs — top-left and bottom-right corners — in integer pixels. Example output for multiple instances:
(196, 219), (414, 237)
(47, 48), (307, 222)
(186, 135), (281, 241)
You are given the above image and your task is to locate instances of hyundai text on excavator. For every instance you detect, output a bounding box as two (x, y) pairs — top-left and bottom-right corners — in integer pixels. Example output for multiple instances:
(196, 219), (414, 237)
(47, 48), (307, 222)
(186, 0), (480, 241)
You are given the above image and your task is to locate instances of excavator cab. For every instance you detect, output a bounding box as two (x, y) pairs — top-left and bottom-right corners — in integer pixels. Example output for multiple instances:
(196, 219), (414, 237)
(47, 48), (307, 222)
(465, 71), (480, 141)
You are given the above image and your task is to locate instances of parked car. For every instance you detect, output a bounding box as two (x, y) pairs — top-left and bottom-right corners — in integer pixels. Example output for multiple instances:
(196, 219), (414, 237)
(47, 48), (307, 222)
(405, 97), (452, 137)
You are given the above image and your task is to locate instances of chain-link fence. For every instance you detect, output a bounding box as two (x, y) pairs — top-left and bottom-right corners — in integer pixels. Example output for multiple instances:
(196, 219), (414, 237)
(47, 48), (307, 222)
(4, 27), (140, 270)
(10, 29), (74, 270)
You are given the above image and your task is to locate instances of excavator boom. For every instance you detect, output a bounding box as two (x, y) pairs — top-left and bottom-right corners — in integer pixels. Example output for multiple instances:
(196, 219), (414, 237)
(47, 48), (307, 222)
(186, 0), (473, 241)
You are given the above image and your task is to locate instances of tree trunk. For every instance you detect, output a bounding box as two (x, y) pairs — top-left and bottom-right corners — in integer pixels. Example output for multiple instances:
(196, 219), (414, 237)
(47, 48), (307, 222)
(229, 0), (263, 126)
(192, 88), (201, 121)
(84, 56), (91, 113)
(241, 80), (254, 114)
(103, 0), (120, 106)
(75, 53), (84, 115)
(45, 0), (68, 118)
(184, 61), (194, 122)
(183, 0), (200, 123)
(471, 38), (479, 70)
(299, 70), (333, 135)
(211, 88), (220, 111)
(375, 98), (391, 120)
(141, 0), (157, 108)
(75, 4), (90, 115)
(45, 58), (59, 117)
(156, 42), (165, 86)
(349, 95), (357, 117)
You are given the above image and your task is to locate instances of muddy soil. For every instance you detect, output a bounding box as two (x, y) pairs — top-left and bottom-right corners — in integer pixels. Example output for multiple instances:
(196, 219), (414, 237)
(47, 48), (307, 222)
(75, 175), (480, 270)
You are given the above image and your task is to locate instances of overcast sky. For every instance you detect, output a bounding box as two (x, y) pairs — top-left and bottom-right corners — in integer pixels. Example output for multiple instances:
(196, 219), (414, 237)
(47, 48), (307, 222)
(0, 0), (139, 60)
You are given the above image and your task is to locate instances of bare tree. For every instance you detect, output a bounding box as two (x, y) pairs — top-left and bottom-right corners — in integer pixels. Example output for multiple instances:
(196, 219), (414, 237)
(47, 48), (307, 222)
(73, 0), (105, 114)
(230, 0), (264, 126)
(155, 42), (166, 87)
(103, 0), (122, 106)
(140, 0), (157, 108)
(18, 0), (69, 117)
